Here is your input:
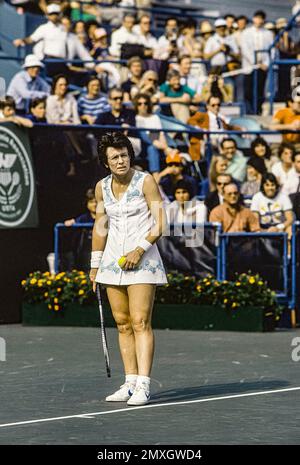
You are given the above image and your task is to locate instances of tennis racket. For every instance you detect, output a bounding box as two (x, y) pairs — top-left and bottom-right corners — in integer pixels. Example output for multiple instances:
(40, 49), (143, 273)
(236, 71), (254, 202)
(96, 283), (111, 377)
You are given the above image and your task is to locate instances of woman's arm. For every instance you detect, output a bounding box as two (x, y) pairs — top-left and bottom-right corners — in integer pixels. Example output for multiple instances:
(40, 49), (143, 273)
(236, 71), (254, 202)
(89, 181), (108, 290)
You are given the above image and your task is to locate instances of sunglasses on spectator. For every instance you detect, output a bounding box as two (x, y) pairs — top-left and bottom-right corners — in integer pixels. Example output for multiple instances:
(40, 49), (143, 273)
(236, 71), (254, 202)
(148, 78), (158, 82)
(168, 162), (181, 167)
(137, 101), (148, 106)
(217, 181), (229, 186)
(227, 191), (239, 196)
(111, 96), (123, 101)
(210, 103), (221, 107)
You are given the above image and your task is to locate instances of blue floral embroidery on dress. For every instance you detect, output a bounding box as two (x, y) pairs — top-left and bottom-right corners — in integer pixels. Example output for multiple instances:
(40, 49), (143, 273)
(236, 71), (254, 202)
(99, 260), (120, 274)
(133, 259), (165, 274)
(102, 175), (113, 204)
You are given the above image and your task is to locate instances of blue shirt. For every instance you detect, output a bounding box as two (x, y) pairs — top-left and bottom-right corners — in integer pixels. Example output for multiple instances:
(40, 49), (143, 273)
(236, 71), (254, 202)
(77, 93), (111, 119)
(7, 70), (50, 111)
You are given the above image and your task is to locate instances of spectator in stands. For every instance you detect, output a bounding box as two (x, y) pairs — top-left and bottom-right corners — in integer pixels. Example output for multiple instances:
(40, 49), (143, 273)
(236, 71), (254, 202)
(221, 138), (248, 182)
(159, 69), (199, 124)
(77, 77), (110, 125)
(27, 97), (47, 123)
(0, 96), (33, 128)
(109, 13), (140, 58)
(122, 56), (144, 102)
(95, 87), (135, 127)
(134, 93), (168, 179)
(132, 14), (157, 54)
(187, 95), (240, 159)
(271, 143), (296, 188)
(270, 95), (300, 144)
(224, 14), (236, 35)
(166, 179), (207, 224)
(136, 70), (160, 105)
(199, 21), (214, 53)
(13, 4), (69, 77)
(64, 188), (96, 226)
(7, 55), (50, 113)
(73, 20), (87, 45)
(282, 152), (300, 195)
(157, 151), (198, 199)
(233, 16), (248, 50)
(177, 55), (206, 95)
(249, 136), (274, 171)
(210, 182), (260, 232)
(209, 155), (229, 191)
(275, 18), (296, 101)
(177, 19), (202, 59)
(60, 15), (95, 86)
(200, 66), (234, 102)
(46, 74), (80, 124)
(240, 10), (273, 113)
(204, 18), (240, 70)
(251, 173), (294, 234)
(241, 157), (266, 197)
(90, 28), (109, 59)
(156, 17), (179, 60)
(89, 28), (121, 90)
(204, 173), (233, 215)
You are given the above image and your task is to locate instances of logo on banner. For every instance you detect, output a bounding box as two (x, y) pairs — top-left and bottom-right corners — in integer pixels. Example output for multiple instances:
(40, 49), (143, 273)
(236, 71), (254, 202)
(0, 126), (34, 227)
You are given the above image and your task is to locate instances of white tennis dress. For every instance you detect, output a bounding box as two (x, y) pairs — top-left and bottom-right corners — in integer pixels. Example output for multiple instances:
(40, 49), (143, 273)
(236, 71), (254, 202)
(95, 170), (168, 286)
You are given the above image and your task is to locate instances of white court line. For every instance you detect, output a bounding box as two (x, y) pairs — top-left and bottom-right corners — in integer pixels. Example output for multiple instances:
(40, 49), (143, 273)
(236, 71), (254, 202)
(0, 386), (299, 429)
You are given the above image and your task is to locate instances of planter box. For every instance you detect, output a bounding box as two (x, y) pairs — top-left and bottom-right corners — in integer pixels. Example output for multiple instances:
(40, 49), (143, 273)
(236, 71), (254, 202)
(22, 302), (275, 332)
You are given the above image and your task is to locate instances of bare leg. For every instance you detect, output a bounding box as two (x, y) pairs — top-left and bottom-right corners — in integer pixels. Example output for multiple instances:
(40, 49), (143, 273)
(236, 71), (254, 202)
(106, 285), (138, 375)
(127, 284), (156, 376)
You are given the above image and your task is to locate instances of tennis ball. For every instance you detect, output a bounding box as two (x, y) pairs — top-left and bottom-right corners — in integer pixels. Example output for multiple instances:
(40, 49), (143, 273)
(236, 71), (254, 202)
(118, 256), (126, 268)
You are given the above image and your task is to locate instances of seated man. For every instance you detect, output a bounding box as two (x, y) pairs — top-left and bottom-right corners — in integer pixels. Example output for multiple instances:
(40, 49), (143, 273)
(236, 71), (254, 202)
(204, 173), (232, 215)
(269, 94), (300, 144)
(7, 54), (50, 113)
(187, 94), (240, 160)
(109, 13), (141, 58)
(221, 138), (248, 182)
(157, 151), (198, 199)
(282, 151), (300, 195)
(159, 69), (201, 124)
(0, 96), (33, 128)
(209, 182), (260, 232)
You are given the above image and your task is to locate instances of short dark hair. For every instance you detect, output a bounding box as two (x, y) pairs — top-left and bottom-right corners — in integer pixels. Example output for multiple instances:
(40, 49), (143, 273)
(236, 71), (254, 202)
(166, 69), (180, 81)
(29, 97), (46, 111)
(278, 142), (296, 159)
(261, 172), (280, 196)
(207, 94), (222, 105)
(251, 136), (271, 159)
(221, 137), (237, 148)
(173, 179), (193, 199)
(253, 10), (266, 20)
(98, 132), (135, 168)
(236, 15), (248, 23)
(133, 92), (152, 113)
(86, 76), (101, 89)
(0, 95), (16, 110)
(108, 87), (123, 99)
(179, 54), (191, 64)
(51, 74), (69, 95)
(166, 17), (178, 25)
(223, 181), (240, 193)
(224, 13), (235, 20)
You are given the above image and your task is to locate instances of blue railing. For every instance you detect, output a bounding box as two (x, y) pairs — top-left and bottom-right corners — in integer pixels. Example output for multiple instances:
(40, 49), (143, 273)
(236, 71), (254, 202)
(53, 222), (298, 315)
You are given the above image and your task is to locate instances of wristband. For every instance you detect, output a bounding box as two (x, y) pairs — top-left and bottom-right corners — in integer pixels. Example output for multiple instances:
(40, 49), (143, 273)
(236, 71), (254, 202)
(90, 251), (103, 268)
(138, 239), (152, 253)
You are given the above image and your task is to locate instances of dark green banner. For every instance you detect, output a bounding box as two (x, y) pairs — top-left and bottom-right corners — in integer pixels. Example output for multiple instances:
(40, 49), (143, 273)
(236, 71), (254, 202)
(0, 123), (38, 228)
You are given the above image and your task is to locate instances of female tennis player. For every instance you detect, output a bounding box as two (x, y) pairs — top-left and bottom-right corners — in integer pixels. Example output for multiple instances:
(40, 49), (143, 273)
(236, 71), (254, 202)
(89, 132), (167, 406)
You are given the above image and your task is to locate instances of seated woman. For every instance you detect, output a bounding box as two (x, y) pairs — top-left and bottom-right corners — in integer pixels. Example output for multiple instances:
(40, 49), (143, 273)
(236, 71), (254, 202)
(241, 156), (266, 197)
(251, 172), (294, 236)
(200, 66), (234, 103)
(166, 179), (207, 224)
(249, 136), (277, 172)
(27, 97), (47, 123)
(209, 154), (229, 191)
(135, 70), (160, 106)
(134, 92), (169, 180)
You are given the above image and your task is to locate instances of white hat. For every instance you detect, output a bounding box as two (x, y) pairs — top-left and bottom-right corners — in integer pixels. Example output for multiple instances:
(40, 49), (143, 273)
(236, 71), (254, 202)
(214, 18), (227, 28)
(22, 54), (44, 69)
(46, 3), (61, 14)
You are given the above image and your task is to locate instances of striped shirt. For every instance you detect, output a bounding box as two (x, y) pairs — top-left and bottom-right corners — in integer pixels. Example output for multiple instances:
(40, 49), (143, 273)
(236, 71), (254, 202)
(77, 93), (111, 118)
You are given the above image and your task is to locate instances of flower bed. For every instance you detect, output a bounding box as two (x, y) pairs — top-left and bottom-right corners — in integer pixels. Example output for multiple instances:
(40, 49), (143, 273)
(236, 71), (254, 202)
(21, 270), (281, 332)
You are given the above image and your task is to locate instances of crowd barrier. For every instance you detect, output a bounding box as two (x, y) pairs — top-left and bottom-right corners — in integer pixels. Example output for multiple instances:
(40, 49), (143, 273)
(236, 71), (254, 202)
(53, 222), (299, 313)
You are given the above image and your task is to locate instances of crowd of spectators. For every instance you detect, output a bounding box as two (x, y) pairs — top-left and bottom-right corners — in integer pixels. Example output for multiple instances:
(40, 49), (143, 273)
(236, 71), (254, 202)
(1, 2), (300, 234)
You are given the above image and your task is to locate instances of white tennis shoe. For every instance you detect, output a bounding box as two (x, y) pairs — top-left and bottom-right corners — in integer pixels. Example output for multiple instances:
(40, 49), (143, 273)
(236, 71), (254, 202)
(127, 384), (150, 406)
(105, 382), (135, 402)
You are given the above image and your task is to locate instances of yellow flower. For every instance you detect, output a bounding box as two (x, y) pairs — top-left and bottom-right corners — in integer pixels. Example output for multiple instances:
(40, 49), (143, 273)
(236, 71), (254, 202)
(232, 302), (238, 308)
(54, 298), (58, 303)
(44, 292), (48, 297)
(235, 282), (241, 286)
(205, 281), (211, 286)
(78, 289), (84, 295)
(223, 280), (228, 284)
(38, 280), (43, 287)
(48, 304), (52, 309)
(224, 299), (228, 304)
(46, 280), (52, 285)
(54, 305), (60, 311)
(57, 288), (62, 293)
(258, 281), (263, 286)
(203, 278), (208, 283)
(197, 285), (202, 292)
(30, 278), (37, 285)
(79, 271), (85, 275)
(43, 271), (50, 276)
(249, 277), (256, 284)
(21, 280), (26, 286)
(81, 280), (87, 285)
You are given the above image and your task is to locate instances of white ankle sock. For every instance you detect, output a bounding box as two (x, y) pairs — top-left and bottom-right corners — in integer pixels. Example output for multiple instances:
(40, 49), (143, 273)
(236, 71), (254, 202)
(125, 374), (138, 384)
(136, 375), (150, 390)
